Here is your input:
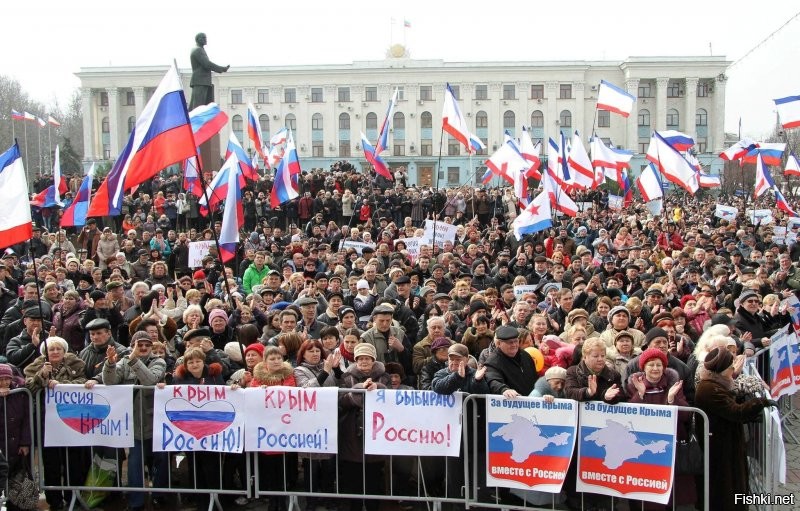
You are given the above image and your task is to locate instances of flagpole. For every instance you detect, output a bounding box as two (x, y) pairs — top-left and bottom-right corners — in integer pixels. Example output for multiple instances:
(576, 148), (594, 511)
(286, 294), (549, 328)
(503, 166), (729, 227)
(11, 118), (15, 146)
(23, 122), (30, 188)
(174, 56), (245, 362)
(37, 121), (43, 175)
(433, 126), (445, 253)
(469, 152), (475, 220)
(29, 245), (49, 363)
(47, 123), (53, 175)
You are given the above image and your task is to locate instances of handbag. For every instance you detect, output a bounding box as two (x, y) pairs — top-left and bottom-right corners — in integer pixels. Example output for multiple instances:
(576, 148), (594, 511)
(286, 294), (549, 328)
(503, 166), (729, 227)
(8, 458), (41, 510)
(675, 413), (703, 475)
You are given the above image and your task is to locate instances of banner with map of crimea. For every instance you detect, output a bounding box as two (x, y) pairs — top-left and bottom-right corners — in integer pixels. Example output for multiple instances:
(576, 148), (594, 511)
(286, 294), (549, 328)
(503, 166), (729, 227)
(577, 402), (677, 504)
(486, 396), (577, 492)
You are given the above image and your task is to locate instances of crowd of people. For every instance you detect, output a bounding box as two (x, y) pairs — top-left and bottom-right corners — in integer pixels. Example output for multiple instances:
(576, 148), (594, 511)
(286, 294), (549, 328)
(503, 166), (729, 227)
(0, 161), (794, 511)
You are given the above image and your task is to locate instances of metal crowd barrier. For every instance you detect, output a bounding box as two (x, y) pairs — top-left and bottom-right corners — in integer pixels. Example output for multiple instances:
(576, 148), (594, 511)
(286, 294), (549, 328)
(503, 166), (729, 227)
(742, 357), (778, 511)
(0, 383), (764, 511)
(0, 387), (36, 508)
(461, 394), (710, 511)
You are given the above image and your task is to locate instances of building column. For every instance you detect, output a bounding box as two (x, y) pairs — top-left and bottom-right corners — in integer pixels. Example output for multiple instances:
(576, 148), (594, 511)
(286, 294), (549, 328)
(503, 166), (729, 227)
(684, 77), (698, 141)
(713, 75), (727, 153)
(133, 87), (145, 118)
(545, 81), (558, 143)
(107, 87), (120, 159)
(81, 88), (94, 161)
(655, 78), (669, 132)
(517, 81), (530, 129)
(625, 79), (639, 151)
(489, 82), (502, 151)
(574, 82), (585, 136)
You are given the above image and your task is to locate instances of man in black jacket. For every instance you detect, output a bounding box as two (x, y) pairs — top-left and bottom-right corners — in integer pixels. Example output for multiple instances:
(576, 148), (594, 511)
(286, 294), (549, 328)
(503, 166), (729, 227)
(483, 325), (538, 397)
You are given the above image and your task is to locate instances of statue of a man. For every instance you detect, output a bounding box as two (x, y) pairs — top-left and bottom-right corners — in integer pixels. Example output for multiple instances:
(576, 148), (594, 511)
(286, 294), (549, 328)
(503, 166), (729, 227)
(189, 32), (230, 110)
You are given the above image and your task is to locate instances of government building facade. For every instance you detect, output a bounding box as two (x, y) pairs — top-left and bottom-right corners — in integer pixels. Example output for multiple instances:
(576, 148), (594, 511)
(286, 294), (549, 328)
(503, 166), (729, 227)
(76, 48), (730, 186)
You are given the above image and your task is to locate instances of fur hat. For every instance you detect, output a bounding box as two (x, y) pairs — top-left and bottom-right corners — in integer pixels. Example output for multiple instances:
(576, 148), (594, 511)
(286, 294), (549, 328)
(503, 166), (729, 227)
(224, 342), (244, 363)
(704, 347), (734, 374)
(353, 343), (377, 360)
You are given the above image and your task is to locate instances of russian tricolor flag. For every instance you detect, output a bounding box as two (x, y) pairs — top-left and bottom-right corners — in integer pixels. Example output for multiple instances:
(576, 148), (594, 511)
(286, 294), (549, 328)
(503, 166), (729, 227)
(270, 131), (300, 208)
(183, 156), (204, 198)
(774, 188), (799, 217)
(512, 190), (552, 240)
(89, 64), (196, 217)
(11, 110), (24, 121)
(645, 132), (699, 194)
(198, 160), (247, 216)
(61, 164), (95, 228)
(774, 95), (800, 129)
(658, 130), (695, 152)
(596, 80), (635, 117)
(720, 138), (758, 161)
(743, 143), (785, 167)
(218, 154), (243, 263)
(189, 103), (228, 147)
(226, 133), (258, 180)
(246, 103), (265, 160)
(361, 132), (392, 181)
(0, 143), (32, 249)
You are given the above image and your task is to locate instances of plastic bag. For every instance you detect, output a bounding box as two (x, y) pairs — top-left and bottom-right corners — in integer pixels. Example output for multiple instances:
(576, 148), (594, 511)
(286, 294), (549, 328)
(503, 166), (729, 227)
(80, 454), (117, 508)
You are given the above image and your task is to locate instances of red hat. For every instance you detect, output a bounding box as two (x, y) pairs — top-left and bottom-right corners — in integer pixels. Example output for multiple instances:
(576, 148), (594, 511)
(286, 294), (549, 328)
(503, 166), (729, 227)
(639, 347), (668, 371)
(680, 295), (696, 309)
(193, 270), (206, 280)
(244, 343), (265, 358)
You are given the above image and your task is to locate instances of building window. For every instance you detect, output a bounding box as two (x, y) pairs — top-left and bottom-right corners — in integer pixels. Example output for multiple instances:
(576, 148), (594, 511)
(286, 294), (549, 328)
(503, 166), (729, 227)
(531, 110), (544, 128)
(421, 140), (433, 156)
(448, 140), (460, 156)
(285, 114), (296, 131)
(396, 87), (405, 101)
(337, 87), (350, 102)
(366, 112), (378, 130)
(419, 86), (433, 101)
(667, 108), (680, 128)
(698, 140), (707, 153)
(502, 84), (516, 100)
(638, 83), (652, 98)
(257, 89), (269, 104)
(597, 110), (610, 128)
(339, 142), (351, 158)
(697, 81), (710, 98)
(125, 91), (135, 106)
(312, 142), (324, 157)
(450, 85), (460, 100)
(393, 112), (405, 130)
(559, 110), (572, 127)
(638, 109), (651, 127)
(420, 111), (432, 129)
(101, 117), (110, 133)
(503, 110), (515, 130)
(312, 113), (323, 131)
(696, 108), (708, 127)
(531, 84), (544, 99)
(231, 114), (243, 140)
(667, 81), (681, 98)
(339, 112), (350, 130)
(231, 89), (243, 104)
(259, 115), (270, 138)
(448, 167), (460, 185)
(365, 87), (378, 102)
(475, 84), (488, 100)
(127, 116), (135, 134)
(284, 88), (296, 103)
(394, 143), (405, 156)
(476, 111), (488, 128)
(559, 84), (572, 99)
(99, 92), (109, 106)
(311, 87), (323, 103)
(103, 144), (110, 160)
(639, 142), (649, 154)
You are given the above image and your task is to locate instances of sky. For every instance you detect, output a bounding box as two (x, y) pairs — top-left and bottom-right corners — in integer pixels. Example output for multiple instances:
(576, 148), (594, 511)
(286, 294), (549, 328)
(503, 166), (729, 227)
(4, 0), (800, 140)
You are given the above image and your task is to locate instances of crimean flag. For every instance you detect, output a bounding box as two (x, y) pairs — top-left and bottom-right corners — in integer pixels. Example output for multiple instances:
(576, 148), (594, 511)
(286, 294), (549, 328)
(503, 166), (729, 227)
(0, 143), (33, 249)
(89, 64), (196, 217)
(596, 80), (635, 117)
(785, 153), (800, 177)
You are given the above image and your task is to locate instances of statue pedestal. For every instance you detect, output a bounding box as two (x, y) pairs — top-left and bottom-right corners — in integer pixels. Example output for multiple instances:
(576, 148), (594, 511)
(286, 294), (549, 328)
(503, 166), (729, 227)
(198, 133), (221, 175)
